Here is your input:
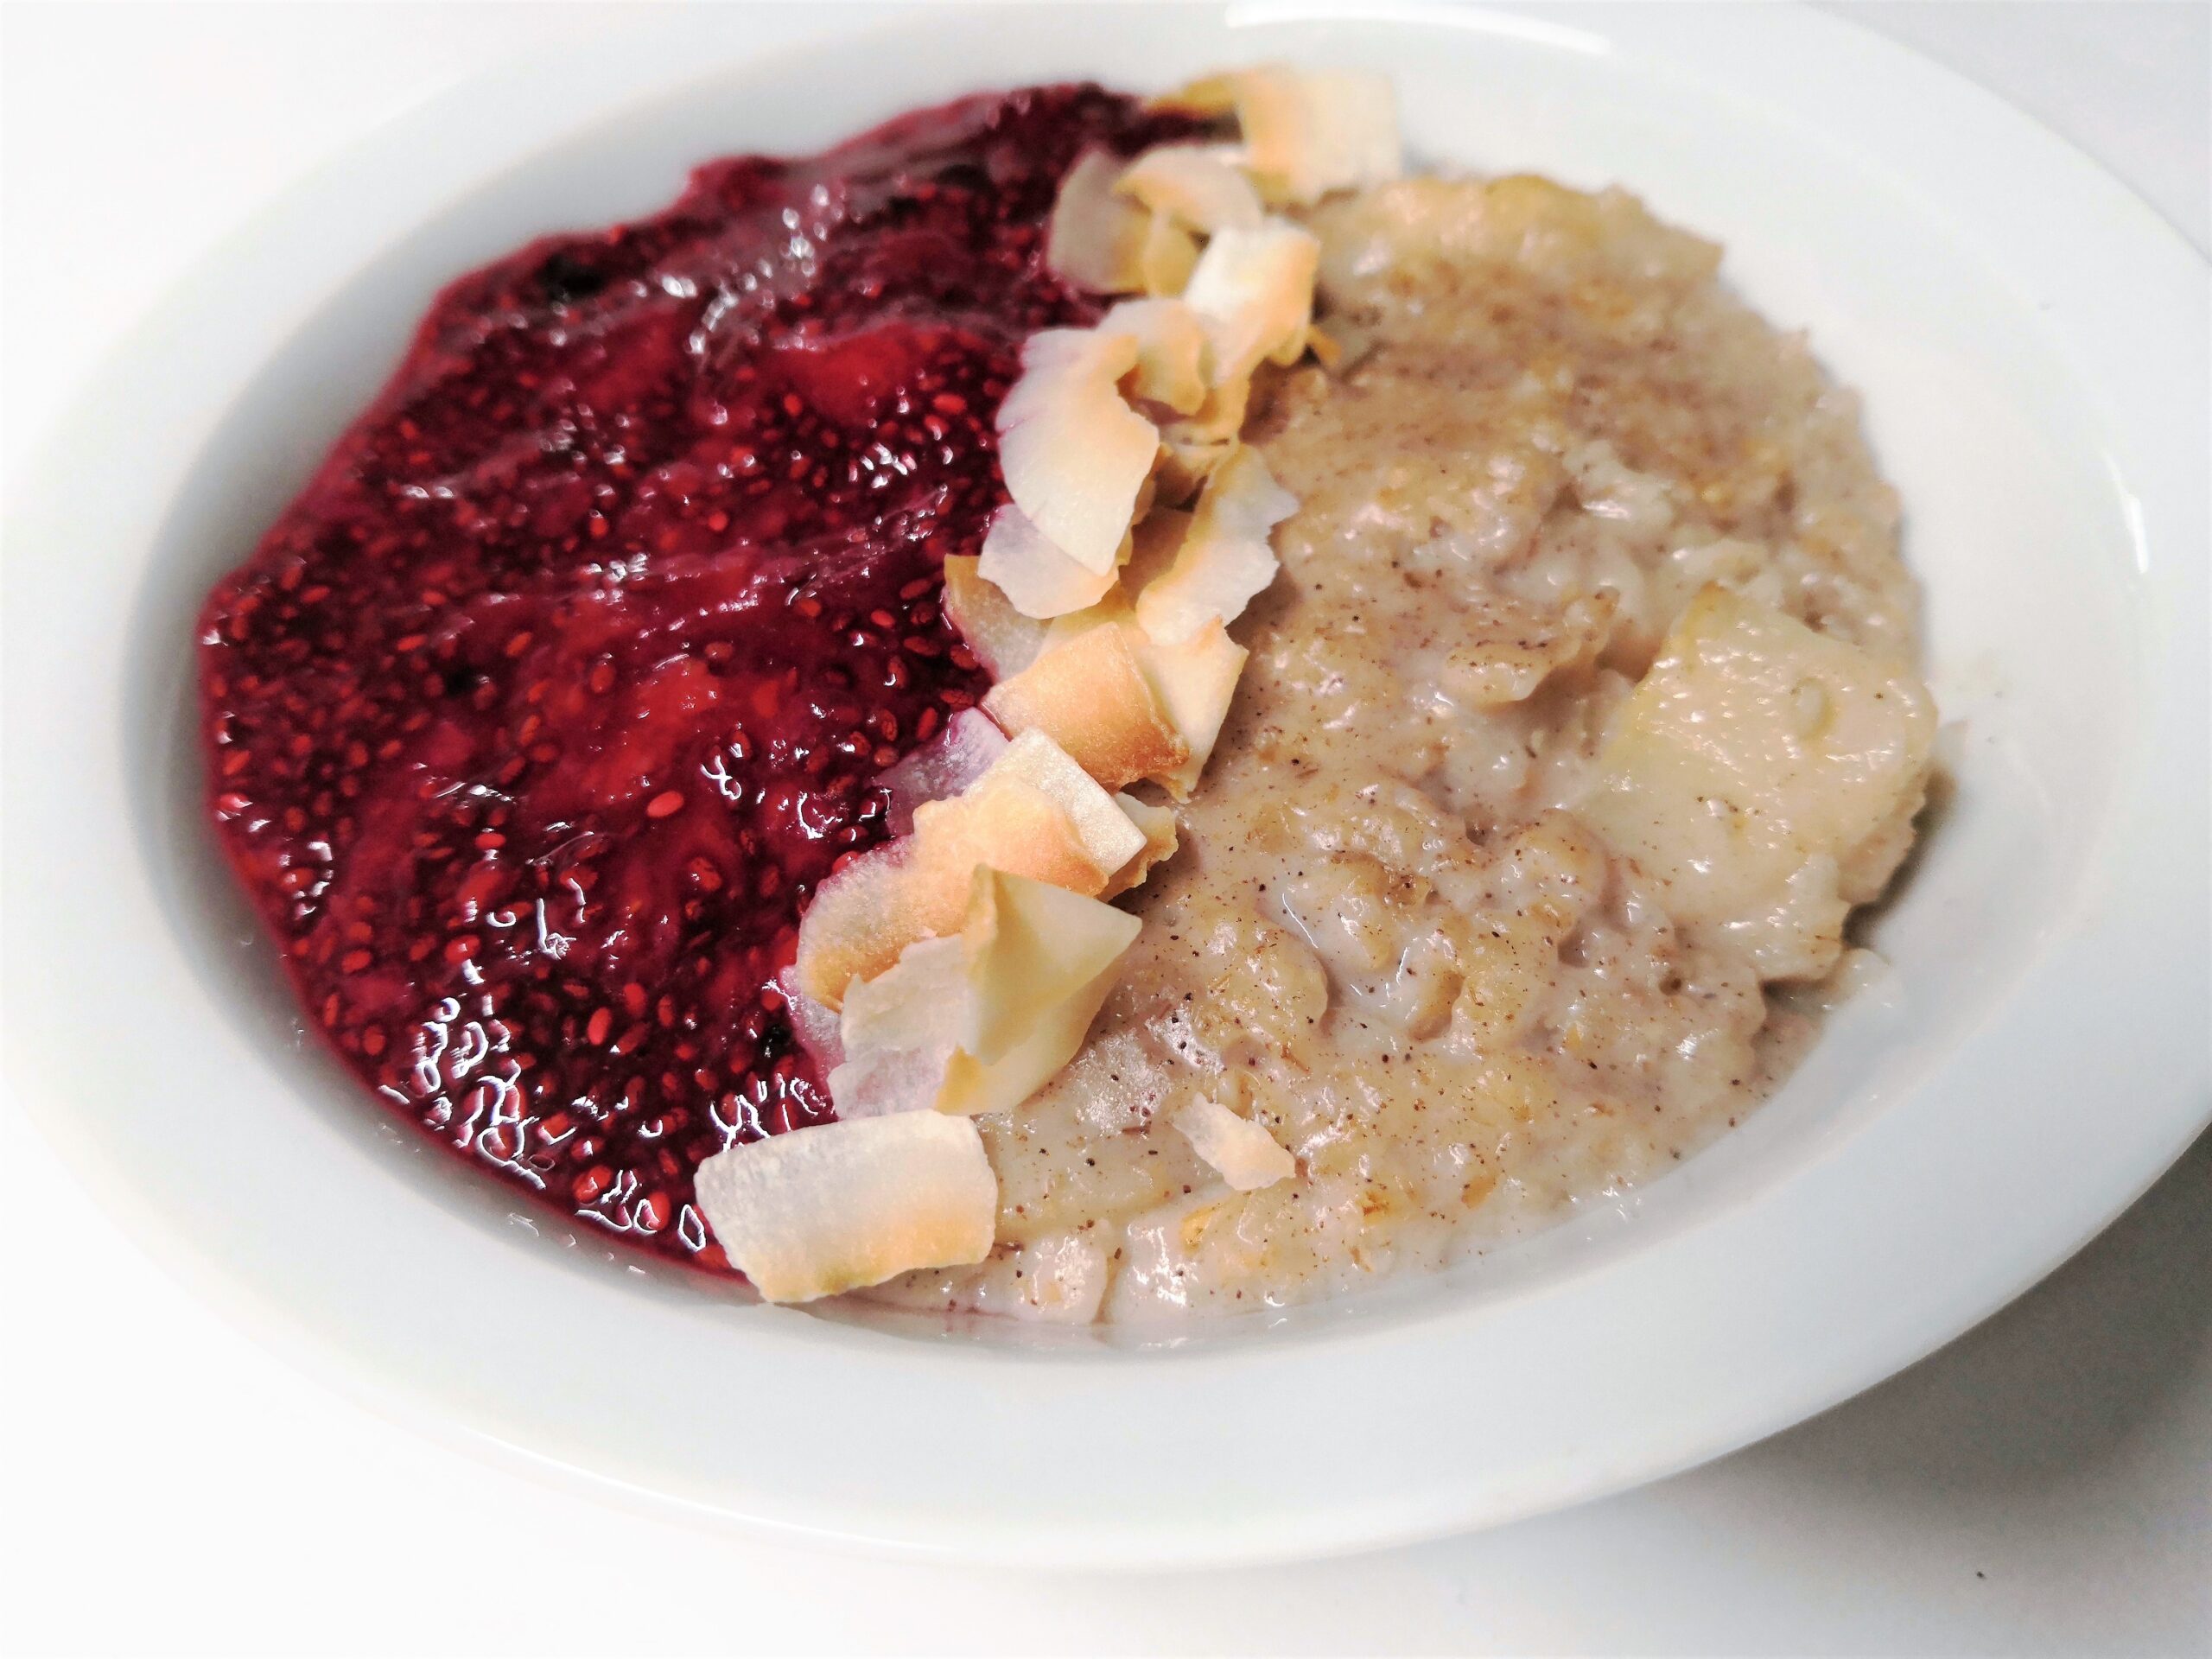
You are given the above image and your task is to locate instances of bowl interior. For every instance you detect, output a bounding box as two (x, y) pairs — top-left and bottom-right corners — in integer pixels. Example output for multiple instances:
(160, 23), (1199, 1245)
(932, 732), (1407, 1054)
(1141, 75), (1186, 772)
(117, 4), (2151, 1352)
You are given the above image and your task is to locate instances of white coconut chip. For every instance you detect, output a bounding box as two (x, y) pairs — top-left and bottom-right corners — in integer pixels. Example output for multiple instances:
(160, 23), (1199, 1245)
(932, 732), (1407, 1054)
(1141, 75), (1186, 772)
(1134, 447), (1296, 645)
(996, 328), (1160, 575)
(1045, 149), (1148, 293)
(1130, 618), (1249, 799)
(1173, 1093), (1297, 1191)
(944, 868), (1142, 1114)
(1138, 212), (1200, 297)
(969, 729), (1149, 879)
(828, 867), (1142, 1124)
(1103, 791), (1179, 898)
(1181, 219), (1321, 379)
(942, 553), (1048, 677)
(976, 504), (1120, 620)
(1115, 143), (1265, 233)
(1165, 66), (1401, 207)
(1096, 298), (1210, 416)
(692, 1111), (997, 1304)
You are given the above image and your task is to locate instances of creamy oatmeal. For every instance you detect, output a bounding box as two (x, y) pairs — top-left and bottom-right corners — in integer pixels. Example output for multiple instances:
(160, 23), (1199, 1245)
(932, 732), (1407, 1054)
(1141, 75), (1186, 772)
(875, 174), (1931, 1324)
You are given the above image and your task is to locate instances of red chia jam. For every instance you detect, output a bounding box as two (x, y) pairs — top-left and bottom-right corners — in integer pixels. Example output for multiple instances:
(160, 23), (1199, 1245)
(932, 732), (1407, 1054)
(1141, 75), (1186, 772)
(197, 86), (1197, 1273)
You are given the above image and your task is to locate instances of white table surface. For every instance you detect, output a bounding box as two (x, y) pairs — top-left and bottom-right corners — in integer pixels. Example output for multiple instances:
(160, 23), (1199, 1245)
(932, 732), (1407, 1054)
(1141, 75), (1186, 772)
(3, 4), (2205, 1654)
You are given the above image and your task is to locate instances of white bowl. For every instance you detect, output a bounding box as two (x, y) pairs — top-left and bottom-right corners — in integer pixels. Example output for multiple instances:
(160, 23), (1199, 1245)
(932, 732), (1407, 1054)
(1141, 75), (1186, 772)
(5, 3), (2205, 1567)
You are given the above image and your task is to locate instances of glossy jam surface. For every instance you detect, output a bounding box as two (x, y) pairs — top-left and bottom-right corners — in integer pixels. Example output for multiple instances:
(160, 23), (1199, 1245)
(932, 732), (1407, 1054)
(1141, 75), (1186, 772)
(197, 86), (1188, 1268)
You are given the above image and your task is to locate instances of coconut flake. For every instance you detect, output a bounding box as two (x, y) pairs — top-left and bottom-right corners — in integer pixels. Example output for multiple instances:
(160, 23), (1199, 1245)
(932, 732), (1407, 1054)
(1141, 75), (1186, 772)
(1103, 791), (1179, 897)
(797, 766), (1109, 1007)
(976, 505), (1119, 620)
(1131, 618), (1249, 798)
(943, 552), (1049, 676)
(970, 728), (1149, 875)
(1134, 447), (1295, 645)
(1182, 219), (1320, 378)
(1173, 1093), (1296, 1191)
(829, 868), (1141, 1124)
(1116, 143), (1264, 233)
(982, 620), (1190, 792)
(1165, 66), (1400, 207)
(778, 965), (844, 1073)
(1097, 298), (1210, 416)
(1139, 213), (1200, 297)
(996, 328), (1159, 575)
(1046, 149), (1148, 292)
(946, 868), (1141, 1109)
(693, 1112), (997, 1304)
(1156, 435), (1237, 505)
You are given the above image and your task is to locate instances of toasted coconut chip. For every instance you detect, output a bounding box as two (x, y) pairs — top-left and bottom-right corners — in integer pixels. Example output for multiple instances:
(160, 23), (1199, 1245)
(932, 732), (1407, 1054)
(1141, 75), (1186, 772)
(879, 708), (1011, 836)
(1130, 618), (1248, 798)
(1173, 1093), (1296, 1191)
(1156, 435), (1237, 505)
(693, 1111), (996, 1304)
(943, 553), (1048, 677)
(1122, 507), (1192, 594)
(791, 846), (924, 1012)
(1103, 791), (1179, 897)
(1046, 148), (1148, 292)
(955, 867), (1142, 1086)
(1183, 219), (1320, 378)
(997, 328), (1158, 575)
(798, 779), (1103, 1007)
(1161, 370), (1253, 452)
(1183, 66), (1400, 207)
(1033, 574), (1138, 652)
(1148, 73), (1241, 117)
(977, 505), (1118, 620)
(830, 935), (970, 1119)
(1139, 212), (1200, 297)
(1134, 446), (1295, 645)
(1097, 298), (1210, 416)
(982, 620), (1190, 791)
(830, 868), (1141, 1123)
(970, 729), (1148, 877)
(1116, 143), (1264, 233)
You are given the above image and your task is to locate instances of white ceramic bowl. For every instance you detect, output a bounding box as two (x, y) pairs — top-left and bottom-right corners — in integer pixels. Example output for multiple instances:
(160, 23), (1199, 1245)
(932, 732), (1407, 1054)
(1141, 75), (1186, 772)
(5, 3), (2206, 1567)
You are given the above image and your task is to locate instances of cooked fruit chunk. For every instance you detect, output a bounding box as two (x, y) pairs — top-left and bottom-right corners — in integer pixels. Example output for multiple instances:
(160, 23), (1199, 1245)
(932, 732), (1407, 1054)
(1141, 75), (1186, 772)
(1577, 587), (1935, 980)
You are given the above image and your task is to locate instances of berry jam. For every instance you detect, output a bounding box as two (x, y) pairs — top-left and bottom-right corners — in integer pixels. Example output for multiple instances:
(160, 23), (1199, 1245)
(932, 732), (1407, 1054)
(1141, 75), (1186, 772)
(197, 86), (1192, 1270)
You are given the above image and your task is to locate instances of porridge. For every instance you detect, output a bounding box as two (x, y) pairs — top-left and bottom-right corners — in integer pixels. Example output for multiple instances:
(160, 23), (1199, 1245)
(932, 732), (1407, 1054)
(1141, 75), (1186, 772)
(874, 172), (1932, 1323)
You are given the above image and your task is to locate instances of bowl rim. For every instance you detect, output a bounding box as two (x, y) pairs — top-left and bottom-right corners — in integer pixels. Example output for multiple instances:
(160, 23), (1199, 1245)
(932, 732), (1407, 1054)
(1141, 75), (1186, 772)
(4, 0), (2206, 1567)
